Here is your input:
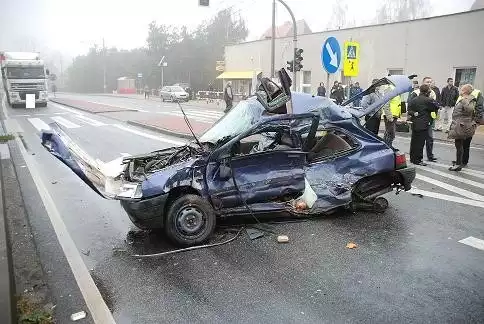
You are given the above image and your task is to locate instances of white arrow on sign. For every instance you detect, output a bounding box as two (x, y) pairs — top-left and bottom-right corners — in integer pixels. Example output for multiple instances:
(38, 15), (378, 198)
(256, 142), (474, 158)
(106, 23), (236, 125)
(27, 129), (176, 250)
(325, 42), (338, 67)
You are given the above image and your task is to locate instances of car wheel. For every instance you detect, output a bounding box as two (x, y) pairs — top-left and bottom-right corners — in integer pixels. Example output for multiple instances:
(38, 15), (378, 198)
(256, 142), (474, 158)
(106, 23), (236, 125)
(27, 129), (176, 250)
(165, 194), (216, 246)
(373, 197), (389, 213)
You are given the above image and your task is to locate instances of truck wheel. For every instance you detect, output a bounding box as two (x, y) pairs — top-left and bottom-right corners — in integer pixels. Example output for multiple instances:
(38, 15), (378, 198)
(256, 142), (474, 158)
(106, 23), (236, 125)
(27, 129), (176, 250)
(164, 194), (216, 247)
(38, 102), (48, 107)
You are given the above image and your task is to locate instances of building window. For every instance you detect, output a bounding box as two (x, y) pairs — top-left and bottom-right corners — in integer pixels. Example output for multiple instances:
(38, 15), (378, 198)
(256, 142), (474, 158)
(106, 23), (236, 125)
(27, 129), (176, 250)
(455, 68), (476, 87)
(388, 69), (404, 75)
(301, 70), (312, 94)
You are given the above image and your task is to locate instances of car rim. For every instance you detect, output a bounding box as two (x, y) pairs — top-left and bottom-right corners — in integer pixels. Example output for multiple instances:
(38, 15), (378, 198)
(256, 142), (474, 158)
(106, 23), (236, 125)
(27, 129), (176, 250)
(176, 205), (205, 235)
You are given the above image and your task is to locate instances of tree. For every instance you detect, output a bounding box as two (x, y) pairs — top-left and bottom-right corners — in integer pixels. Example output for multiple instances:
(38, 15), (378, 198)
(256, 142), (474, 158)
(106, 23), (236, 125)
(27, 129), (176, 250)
(326, 0), (356, 30)
(375, 0), (431, 24)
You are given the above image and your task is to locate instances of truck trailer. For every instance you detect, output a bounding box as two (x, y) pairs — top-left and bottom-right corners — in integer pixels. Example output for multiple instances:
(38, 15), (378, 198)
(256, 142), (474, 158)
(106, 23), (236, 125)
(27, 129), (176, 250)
(0, 51), (49, 107)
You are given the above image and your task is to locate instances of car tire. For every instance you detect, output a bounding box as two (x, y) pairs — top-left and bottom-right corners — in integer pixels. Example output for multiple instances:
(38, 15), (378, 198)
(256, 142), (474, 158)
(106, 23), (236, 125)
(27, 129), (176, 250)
(164, 194), (216, 247)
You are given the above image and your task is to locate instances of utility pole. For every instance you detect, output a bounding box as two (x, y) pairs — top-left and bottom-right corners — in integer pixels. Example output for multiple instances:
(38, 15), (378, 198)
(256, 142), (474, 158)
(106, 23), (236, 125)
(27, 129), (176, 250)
(270, 0), (276, 78)
(103, 38), (106, 93)
(270, 0), (297, 90)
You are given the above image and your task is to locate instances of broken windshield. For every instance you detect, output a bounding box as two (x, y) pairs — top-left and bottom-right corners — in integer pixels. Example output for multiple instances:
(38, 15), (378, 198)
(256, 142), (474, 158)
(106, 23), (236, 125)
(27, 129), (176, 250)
(199, 97), (266, 144)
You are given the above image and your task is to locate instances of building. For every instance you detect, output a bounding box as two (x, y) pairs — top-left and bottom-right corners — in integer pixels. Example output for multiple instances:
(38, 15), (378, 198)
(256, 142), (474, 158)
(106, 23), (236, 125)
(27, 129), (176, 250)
(223, 9), (484, 95)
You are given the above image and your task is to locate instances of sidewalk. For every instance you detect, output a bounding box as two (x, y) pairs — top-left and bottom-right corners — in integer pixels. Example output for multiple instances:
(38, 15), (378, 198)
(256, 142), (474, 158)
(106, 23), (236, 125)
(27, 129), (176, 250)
(51, 97), (138, 114)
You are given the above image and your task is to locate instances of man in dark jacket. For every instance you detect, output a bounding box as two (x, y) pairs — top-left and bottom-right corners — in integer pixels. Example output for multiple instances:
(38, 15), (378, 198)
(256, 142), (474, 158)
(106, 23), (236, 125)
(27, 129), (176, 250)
(438, 78), (459, 132)
(408, 84), (440, 166)
(317, 82), (326, 97)
(350, 82), (363, 107)
(330, 82), (345, 105)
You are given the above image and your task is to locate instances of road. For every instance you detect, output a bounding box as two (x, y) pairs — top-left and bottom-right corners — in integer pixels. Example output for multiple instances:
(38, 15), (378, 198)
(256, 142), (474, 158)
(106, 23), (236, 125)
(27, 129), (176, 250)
(4, 93), (484, 323)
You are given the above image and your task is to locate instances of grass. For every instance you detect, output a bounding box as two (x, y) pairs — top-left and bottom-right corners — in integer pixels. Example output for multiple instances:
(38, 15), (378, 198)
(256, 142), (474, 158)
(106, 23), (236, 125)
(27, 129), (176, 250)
(0, 133), (14, 143)
(17, 296), (53, 324)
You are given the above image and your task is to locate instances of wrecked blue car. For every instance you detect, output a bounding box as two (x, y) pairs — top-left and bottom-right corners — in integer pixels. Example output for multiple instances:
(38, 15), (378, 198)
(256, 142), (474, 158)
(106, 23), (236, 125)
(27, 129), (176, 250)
(41, 70), (415, 246)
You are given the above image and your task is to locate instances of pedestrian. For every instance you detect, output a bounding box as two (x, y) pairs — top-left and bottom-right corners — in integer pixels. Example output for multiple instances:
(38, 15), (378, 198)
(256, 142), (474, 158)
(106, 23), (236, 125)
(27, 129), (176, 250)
(439, 78), (459, 132)
(224, 81), (233, 113)
(408, 84), (439, 166)
(431, 80), (442, 130)
(144, 85), (150, 99)
(361, 78), (382, 136)
(381, 84), (402, 147)
(448, 84), (479, 171)
(317, 82), (326, 97)
(448, 84), (484, 169)
(331, 82), (345, 105)
(52, 83), (57, 98)
(408, 77), (438, 161)
(350, 81), (363, 107)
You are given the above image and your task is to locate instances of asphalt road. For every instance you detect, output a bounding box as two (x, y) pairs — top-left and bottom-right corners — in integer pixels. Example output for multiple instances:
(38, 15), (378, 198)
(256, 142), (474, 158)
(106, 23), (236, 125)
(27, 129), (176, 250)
(5, 94), (484, 323)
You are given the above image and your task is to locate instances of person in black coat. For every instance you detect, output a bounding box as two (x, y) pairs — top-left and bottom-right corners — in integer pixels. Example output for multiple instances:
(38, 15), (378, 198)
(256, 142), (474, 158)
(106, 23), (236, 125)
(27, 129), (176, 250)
(408, 84), (440, 166)
(317, 82), (326, 97)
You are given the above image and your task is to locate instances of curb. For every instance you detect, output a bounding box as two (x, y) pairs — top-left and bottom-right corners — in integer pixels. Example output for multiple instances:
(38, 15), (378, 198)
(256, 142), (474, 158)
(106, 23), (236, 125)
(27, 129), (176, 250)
(0, 147), (15, 324)
(127, 120), (195, 140)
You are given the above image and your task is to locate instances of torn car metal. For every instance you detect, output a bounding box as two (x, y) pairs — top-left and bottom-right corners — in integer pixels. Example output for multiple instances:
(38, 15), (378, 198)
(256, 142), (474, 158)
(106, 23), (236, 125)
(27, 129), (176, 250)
(41, 71), (416, 247)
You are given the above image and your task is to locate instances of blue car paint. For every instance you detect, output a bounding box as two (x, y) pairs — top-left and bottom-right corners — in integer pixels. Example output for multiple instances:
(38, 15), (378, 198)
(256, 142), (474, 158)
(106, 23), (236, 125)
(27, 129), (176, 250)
(40, 75), (414, 224)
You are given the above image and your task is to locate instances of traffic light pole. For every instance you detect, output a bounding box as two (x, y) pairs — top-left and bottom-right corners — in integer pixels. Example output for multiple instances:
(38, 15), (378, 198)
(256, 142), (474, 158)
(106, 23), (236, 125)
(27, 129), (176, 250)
(272, 0), (297, 91)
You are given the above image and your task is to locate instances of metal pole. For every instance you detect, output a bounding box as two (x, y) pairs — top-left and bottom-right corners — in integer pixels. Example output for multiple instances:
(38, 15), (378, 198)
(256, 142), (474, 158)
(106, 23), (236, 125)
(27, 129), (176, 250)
(270, 0), (276, 78)
(161, 67), (164, 88)
(103, 38), (106, 93)
(276, 0), (297, 91)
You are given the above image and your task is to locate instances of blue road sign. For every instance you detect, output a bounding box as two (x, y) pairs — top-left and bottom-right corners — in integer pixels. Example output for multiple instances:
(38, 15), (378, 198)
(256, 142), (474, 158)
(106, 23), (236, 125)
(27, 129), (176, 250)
(321, 37), (341, 74)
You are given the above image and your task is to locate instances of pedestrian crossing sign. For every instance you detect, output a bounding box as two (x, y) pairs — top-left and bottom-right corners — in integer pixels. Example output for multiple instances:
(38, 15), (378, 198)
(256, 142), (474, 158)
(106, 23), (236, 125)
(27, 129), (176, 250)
(343, 41), (360, 77)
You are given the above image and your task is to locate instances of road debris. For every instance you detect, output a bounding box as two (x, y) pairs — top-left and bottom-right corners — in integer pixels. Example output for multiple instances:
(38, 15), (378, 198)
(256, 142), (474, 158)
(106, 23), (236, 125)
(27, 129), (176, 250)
(246, 227), (264, 240)
(346, 242), (358, 249)
(51, 181), (58, 184)
(411, 193), (424, 198)
(277, 235), (289, 243)
(70, 311), (87, 321)
(81, 249), (90, 256)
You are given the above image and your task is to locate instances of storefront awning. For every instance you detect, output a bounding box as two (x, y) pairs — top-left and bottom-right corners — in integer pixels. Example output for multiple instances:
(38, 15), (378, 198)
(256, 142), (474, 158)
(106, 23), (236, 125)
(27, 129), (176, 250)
(216, 71), (261, 79)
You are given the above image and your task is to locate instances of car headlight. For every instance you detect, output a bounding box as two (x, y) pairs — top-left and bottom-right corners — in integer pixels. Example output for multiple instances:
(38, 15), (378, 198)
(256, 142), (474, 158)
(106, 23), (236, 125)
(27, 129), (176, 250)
(117, 183), (143, 199)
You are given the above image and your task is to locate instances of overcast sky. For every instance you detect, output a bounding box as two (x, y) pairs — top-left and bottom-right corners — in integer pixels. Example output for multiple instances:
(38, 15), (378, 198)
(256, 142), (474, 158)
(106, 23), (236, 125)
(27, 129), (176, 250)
(0, 0), (474, 58)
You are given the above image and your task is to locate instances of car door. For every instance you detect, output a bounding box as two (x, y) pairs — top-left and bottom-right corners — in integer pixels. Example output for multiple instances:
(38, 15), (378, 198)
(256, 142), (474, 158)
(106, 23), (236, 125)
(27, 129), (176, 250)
(206, 114), (318, 208)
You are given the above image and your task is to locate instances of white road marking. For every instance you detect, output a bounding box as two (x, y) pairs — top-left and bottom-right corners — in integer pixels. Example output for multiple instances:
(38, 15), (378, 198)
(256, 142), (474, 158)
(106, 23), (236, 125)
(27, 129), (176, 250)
(395, 136), (484, 151)
(415, 165), (484, 190)
(409, 189), (484, 209)
(28, 118), (51, 132)
(458, 236), (484, 251)
(50, 116), (81, 128)
(415, 174), (484, 202)
(120, 153), (131, 157)
(155, 111), (214, 123)
(426, 161), (484, 178)
(71, 114), (107, 127)
(113, 124), (185, 146)
(54, 112), (69, 115)
(185, 109), (224, 117)
(0, 143), (10, 160)
(138, 109), (149, 113)
(2, 94), (116, 324)
(14, 114), (31, 117)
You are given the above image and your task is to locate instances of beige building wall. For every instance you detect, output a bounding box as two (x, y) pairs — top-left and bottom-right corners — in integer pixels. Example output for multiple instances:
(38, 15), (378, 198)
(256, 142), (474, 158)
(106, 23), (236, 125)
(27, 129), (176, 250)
(224, 9), (484, 93)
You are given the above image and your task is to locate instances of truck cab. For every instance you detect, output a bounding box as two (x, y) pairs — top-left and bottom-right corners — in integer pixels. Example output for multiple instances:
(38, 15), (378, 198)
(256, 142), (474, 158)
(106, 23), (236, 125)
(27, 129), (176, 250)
(0, 52), (49, 108)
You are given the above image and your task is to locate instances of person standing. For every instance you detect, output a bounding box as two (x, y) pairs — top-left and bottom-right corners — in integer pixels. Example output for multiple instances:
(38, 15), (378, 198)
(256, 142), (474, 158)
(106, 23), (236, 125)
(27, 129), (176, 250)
(144, 85), (150, 99)
(361, 79), (382, 136)
(350, 81), (363, 107)
(408, 84), (439, 166)
(224, 81), (234, 113)
(330, 81), (339, 101)
(439, 78), (459, 132)
(408, 77), (438, 161)
(431, 80), (442, 130)
(381, 85), (402, 147)
(448, 84), (479, 171)
(331, 82), (345, 105)
(317, 82), (326, 97)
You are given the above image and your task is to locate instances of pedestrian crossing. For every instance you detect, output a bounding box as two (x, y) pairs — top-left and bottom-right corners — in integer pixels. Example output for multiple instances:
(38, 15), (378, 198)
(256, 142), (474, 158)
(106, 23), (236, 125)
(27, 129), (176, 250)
(407, 160), (484, 209)
(26, 113), (108, 132)
(156, 109), (225, 123)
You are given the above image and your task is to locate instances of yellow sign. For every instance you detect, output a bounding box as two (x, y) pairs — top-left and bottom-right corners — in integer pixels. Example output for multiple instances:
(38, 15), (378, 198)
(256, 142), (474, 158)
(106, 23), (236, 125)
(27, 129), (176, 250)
(343, 41), (360, 77)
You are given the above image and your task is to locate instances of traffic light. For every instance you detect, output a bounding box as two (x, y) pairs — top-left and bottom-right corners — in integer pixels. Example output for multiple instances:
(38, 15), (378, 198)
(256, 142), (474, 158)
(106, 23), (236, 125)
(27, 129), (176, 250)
(286, 60), (294, 72)
(294, 48), (303, 72)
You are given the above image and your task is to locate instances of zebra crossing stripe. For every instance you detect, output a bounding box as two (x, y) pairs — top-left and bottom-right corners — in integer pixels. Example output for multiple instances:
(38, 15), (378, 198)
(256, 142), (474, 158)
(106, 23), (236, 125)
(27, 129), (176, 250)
(50, 116), (81, 128)
(28, 118), (51, 132)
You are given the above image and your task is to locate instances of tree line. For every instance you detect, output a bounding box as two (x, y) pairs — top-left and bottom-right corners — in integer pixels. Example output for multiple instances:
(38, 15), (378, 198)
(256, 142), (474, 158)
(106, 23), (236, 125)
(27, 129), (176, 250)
(66, 8), (248, 93)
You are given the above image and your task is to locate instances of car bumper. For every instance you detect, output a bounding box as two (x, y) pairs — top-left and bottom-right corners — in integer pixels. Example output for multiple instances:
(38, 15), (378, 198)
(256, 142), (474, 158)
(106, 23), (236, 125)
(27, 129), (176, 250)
(395, 166), (416, 191)
(120, 193), (169, 229)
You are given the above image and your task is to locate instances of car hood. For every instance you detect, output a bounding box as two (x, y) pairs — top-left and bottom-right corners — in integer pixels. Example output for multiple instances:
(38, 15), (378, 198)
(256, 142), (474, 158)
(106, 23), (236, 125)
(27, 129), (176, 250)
(40, 123), (202, 200)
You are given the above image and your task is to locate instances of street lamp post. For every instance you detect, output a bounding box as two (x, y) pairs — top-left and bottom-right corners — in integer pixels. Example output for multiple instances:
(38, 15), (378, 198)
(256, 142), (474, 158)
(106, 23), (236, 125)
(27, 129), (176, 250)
(270, 0), (297, 91)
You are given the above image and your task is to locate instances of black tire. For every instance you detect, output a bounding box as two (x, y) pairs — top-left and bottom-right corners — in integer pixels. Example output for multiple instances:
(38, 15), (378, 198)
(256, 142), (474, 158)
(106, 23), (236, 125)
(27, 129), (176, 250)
(164, 194), (216, 246)
(38, 102), (48, 107)
(373, 197), (389, 213)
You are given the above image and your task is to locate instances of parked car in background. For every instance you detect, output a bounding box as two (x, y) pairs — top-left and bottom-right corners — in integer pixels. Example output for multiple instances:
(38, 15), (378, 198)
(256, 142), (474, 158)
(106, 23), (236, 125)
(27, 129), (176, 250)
(160, 85), (189, 102)
(173, 83), (192, 99)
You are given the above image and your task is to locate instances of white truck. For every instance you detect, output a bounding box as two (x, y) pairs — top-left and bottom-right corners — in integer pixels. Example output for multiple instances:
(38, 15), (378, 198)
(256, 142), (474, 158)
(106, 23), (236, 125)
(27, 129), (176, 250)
(0, 51), (49, 107)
